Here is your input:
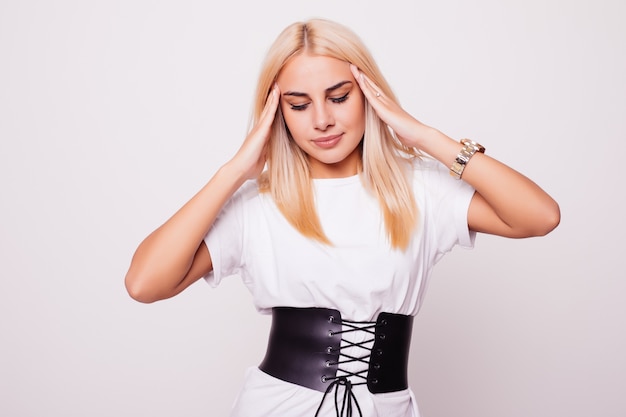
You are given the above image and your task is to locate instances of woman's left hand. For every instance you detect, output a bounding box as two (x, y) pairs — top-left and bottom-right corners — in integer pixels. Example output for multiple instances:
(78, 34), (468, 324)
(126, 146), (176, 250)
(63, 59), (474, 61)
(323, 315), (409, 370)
(350, 64), (430, 149)
(350, 64), (560, 239)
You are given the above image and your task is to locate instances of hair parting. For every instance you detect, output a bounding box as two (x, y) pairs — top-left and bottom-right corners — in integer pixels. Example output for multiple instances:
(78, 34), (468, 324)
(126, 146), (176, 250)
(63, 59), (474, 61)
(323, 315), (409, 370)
(254, 19), (419, 249)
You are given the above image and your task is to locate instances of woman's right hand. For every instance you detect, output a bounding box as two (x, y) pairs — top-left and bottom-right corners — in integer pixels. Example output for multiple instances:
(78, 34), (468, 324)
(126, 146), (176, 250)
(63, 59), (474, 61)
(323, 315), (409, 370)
(230, 84), (281, 180)
(125, 84), (281, 303)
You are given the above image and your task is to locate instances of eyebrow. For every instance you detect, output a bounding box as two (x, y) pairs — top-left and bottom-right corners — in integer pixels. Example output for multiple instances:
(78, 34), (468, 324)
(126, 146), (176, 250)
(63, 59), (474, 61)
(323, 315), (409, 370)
(282, 80), (352, 98)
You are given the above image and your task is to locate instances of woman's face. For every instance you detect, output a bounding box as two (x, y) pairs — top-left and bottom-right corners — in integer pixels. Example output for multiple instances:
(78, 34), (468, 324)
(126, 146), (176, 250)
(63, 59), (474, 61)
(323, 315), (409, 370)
(276, 53), (365, 178)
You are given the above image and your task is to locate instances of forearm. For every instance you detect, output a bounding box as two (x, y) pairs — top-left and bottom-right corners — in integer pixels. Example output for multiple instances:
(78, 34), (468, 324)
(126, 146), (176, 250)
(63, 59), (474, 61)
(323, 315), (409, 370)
(125, 85), (280, 302)
(416, 125), (560, 237)
(125, 161), (247, 301)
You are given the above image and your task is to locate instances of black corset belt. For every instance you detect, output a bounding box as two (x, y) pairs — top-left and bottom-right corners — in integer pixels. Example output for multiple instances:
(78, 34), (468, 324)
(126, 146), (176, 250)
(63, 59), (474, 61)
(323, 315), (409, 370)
(258, 307), (414, 396)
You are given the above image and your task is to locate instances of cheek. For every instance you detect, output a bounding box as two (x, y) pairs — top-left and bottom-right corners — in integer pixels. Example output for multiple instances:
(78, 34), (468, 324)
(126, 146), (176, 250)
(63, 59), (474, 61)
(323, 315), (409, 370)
(340, 100), (366, 129)
(281, 111), (307, 141)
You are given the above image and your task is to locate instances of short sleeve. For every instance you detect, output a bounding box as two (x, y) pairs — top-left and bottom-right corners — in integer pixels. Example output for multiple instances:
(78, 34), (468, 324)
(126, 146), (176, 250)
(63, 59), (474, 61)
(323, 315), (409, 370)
(202, 181), (256, 287)
(414, 158), (476, 259)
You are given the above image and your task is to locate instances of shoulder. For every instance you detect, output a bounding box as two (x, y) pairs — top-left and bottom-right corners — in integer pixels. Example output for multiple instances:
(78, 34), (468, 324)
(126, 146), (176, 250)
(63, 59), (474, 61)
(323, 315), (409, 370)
(409, 156), (449, 185)
(223, 180), (261, 207)
(410, 155), (447, 172)
(409, 156), (475, 199)
(219, 180), (261, 215)
(236, 179), (261, 201)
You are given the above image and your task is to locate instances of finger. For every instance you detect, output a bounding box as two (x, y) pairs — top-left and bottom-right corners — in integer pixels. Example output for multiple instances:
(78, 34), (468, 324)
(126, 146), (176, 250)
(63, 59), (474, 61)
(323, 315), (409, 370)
(350, 64), (384, 103)
(258, 84), (280, 125)
(261, 84), (279, 114)
(350, 63), (361, 82)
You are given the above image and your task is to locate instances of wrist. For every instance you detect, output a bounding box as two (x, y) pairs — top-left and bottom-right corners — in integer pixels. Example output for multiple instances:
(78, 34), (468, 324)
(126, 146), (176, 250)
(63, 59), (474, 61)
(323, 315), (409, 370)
(449, 139), (486, 179)
(405, 124), (440, 150)
(218, 160), (251, 185)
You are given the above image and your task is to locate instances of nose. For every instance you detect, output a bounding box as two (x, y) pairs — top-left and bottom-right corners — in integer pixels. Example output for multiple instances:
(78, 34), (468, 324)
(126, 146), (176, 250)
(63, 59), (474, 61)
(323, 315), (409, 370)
(312, 102), (334, 131)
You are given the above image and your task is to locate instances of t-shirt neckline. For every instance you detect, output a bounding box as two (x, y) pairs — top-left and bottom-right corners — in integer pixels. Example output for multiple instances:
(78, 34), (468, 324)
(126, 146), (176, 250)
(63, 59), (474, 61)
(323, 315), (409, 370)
(312, 174), (361, 187)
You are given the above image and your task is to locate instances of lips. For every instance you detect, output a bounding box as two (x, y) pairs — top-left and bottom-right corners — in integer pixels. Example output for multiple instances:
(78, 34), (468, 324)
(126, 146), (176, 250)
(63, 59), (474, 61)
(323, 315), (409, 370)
(312, 133), (343, 149)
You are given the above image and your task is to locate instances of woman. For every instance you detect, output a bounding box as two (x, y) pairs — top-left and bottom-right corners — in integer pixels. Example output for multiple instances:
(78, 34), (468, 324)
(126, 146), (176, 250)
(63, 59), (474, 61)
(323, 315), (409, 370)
(125, 18), (560, 417)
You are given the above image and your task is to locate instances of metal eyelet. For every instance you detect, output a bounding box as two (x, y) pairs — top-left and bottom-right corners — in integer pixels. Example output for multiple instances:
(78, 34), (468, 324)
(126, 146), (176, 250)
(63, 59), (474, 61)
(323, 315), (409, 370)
(326, 346), (334, 354)
(371, 378), (379, 385)
(373, 363), (381, 370)
(380, 319), (388, 326)
(325, 360), (332, 368)
(321, 375), (328, 383)
(328, 315), (335, 323)
(376, 348), (384, 356)
(328, 330), (334, 337)
(379, 333), (386, 340)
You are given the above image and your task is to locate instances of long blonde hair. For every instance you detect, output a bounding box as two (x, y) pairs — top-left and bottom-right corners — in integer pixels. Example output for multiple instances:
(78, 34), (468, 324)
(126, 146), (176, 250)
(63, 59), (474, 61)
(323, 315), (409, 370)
(253, 19), (418, 249)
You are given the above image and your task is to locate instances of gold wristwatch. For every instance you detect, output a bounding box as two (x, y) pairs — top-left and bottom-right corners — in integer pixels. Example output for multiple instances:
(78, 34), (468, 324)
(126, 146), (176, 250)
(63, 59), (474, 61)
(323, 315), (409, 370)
(449, 139), (485, 179)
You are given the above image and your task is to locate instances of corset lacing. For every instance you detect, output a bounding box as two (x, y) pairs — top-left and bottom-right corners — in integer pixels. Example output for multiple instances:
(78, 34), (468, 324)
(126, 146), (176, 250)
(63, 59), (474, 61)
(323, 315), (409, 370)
(314, 317), (387, 417)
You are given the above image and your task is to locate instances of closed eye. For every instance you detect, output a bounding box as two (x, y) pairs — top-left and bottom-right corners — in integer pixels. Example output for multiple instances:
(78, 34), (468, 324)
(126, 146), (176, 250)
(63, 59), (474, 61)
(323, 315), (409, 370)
(290, 103), (309, 111)
(288, 92), (349, 111)
(331, 93), (349, 104)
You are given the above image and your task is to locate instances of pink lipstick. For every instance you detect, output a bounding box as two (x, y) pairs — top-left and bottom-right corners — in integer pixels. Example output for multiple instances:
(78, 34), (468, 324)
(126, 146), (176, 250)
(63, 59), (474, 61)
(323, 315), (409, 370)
(312, 134), (343, 149)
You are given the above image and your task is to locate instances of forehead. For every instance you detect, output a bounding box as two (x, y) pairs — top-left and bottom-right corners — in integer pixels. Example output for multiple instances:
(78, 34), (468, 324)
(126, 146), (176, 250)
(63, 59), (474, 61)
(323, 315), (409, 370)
(277, 54), (352, 90)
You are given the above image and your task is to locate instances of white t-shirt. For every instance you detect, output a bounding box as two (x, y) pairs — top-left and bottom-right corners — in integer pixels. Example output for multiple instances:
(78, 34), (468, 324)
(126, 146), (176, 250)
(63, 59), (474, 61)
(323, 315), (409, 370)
(203, 157), (476, 416)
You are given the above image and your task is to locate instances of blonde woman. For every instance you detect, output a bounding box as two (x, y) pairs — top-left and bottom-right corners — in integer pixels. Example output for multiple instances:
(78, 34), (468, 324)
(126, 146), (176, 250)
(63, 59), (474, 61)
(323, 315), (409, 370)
(125, 18), (560, 417)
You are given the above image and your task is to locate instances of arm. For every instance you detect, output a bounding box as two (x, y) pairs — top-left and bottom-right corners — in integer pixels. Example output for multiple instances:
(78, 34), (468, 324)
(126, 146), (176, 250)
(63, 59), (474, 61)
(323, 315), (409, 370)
(124, 85), (281, 303)
(350, 65), (560, 238)
(414, 130), (560, 237)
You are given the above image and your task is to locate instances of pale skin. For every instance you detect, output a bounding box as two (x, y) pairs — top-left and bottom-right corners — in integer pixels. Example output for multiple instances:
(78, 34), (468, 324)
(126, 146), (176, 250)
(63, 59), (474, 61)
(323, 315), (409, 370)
(125, 53), (560, 303)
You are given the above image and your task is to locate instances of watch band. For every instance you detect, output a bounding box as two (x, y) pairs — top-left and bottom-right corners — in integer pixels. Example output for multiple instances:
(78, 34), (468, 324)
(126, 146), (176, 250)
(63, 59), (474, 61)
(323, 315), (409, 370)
(449, 139), (485, 179)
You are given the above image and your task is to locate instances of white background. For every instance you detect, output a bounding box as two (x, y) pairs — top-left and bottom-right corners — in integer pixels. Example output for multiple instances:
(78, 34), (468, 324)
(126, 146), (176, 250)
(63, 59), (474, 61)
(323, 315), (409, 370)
(1, 0), (624, 416)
